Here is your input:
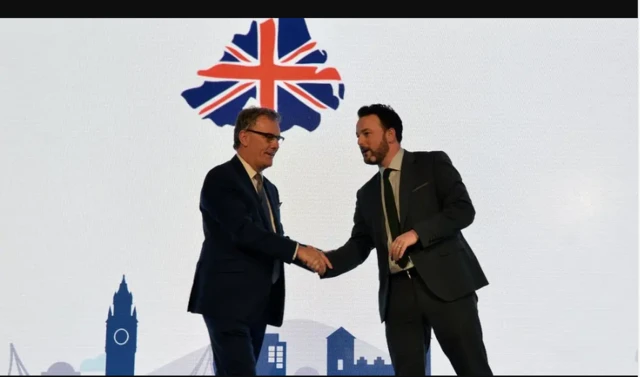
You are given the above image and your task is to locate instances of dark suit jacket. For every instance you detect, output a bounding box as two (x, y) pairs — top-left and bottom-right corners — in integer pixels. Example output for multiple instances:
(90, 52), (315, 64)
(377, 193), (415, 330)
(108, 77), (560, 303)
(187, 155), (305, 327)
(322, 150), (489, 322)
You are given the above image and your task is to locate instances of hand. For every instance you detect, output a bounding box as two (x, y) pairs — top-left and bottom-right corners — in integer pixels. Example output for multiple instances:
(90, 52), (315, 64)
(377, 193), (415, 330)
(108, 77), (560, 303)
(390, 230), (419, 262)
(297, 245), (333, 275)
(313, 248), (333, 277)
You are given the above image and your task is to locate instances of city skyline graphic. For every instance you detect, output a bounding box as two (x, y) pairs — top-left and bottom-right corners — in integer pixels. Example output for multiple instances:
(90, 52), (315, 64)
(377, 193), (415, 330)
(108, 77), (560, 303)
(7, 275), (432, 376)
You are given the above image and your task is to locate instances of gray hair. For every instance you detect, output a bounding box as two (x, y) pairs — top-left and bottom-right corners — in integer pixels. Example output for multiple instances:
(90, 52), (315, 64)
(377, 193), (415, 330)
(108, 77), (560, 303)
(233, 107), (281, 150)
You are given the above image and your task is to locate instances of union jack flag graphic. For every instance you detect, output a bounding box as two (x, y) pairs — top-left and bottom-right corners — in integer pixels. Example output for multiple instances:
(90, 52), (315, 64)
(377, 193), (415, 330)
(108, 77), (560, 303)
(181, 18), (346, 132)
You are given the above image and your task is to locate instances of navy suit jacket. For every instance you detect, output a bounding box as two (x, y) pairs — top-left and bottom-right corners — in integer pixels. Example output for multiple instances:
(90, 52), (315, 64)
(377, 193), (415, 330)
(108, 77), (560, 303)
(322, 150), (489, 322)
(187, 155), (305, 327)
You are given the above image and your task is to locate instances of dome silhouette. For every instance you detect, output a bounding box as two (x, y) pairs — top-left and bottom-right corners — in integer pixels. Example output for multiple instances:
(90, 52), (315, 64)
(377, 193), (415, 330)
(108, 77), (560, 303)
(295, 366), (319, 375)
(42, 361), (79, 375)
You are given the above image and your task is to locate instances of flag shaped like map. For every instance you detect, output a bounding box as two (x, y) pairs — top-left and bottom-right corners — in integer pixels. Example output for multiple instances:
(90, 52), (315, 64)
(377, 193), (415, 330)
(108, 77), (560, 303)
(181, 18), (346, 132)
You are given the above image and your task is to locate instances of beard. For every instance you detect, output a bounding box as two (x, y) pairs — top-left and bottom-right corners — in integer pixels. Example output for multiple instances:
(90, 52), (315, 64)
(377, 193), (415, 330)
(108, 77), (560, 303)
(361, 139), (390, 166)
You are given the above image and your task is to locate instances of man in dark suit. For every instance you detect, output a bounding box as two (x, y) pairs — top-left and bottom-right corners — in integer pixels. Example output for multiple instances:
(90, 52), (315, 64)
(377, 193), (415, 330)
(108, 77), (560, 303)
(320, 104), (492, 376)
(187, 106), (332, 376)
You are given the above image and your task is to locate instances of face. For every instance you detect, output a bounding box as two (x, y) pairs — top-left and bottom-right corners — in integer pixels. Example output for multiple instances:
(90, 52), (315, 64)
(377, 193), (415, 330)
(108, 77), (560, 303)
(240, 115), (281, 171)
(356, 114), (391, 166)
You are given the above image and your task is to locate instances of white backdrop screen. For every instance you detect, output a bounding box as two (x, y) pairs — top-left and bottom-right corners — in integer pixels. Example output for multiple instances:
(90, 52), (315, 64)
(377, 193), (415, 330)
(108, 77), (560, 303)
(0, 18), (637, 376)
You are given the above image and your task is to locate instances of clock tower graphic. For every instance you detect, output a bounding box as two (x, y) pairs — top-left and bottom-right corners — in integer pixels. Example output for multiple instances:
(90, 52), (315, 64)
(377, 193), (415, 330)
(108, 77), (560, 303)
(105, 275), (138, 375)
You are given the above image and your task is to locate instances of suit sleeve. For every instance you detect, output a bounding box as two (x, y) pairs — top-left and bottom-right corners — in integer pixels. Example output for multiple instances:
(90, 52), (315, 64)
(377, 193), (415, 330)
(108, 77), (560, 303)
(413, 151), (476, 248)
(270, 184), (312, 272)
(321, 191), (375, 279)
(200, 170), (297, 263)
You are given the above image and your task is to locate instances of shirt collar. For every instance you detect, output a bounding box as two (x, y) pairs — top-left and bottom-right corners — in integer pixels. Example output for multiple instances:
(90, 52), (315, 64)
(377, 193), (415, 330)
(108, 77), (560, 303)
(379, 148), (405, 175)
(237, 153), (260, 181)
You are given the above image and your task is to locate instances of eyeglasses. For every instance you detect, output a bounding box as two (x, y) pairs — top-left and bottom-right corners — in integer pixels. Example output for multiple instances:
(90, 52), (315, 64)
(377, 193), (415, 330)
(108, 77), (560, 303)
(245, 129), (285, 143)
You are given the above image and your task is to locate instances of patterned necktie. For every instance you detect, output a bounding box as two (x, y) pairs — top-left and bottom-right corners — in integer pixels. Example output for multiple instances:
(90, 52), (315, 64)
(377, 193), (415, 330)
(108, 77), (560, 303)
(383, 168), (409, 268)
(255, 174), (280, 283)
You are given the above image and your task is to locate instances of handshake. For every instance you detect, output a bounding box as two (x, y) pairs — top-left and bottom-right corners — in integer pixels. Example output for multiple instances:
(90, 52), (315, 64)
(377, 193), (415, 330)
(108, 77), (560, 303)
(296, 245), (333, 276)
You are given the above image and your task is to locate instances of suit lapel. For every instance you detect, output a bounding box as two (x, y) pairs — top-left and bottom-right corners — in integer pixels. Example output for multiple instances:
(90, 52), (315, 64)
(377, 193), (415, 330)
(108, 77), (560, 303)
(230, 155), (260, 200)
(263, 180), (283, 235)
(229, 155), (271, 229)
(370, 174), (388, 246)
(399, 151), (417, 230)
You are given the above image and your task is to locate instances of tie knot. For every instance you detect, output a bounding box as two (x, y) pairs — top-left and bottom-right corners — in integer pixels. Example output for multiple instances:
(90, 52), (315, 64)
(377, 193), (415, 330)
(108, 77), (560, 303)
(383, 168), (395, 180)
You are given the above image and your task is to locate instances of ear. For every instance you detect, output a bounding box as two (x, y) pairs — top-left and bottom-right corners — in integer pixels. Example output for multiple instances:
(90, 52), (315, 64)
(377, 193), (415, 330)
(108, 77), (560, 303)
(386, 127), (397, 143)
(239, 130), (250, 147)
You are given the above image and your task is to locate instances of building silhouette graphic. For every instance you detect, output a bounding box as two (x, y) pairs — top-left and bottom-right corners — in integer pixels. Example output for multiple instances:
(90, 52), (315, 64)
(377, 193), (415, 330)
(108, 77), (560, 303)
(326, 327), (431, 376)
(8, 343), (29, 376)
(189, 346), (214, 375)
(181, 326), (431, 376)
(41, 361), (80, 375)
(105, 275), (138, 376)
(257, 333), (287, 375)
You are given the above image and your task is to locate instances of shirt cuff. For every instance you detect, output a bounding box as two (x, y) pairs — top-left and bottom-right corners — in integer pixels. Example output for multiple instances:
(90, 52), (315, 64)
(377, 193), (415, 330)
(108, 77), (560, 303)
(293, 243), (299, 261)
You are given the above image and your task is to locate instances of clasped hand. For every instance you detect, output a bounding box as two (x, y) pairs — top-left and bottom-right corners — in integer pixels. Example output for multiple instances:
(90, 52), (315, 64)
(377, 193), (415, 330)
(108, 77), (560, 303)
(297, 245), (332, 276)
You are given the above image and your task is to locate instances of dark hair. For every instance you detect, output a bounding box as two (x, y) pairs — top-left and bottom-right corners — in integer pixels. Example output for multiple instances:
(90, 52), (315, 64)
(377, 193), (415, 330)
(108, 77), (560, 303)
(233, 107), (281, 149)
(357, 104), (403, 143)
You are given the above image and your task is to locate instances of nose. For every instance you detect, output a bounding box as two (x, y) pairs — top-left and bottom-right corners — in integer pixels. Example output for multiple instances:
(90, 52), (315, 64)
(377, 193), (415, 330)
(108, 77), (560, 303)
(357, 136), (366, 148)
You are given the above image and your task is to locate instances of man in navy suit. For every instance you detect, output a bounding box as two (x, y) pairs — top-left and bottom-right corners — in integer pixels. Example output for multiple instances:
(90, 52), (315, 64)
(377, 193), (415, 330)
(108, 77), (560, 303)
(187, 106), (332, 376)
(320, 104), (492, 376)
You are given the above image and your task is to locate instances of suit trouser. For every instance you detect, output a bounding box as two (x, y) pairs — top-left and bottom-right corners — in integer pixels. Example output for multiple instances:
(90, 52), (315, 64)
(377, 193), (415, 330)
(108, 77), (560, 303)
(202, 315), (267, 376)
(385, 268), (493, 376)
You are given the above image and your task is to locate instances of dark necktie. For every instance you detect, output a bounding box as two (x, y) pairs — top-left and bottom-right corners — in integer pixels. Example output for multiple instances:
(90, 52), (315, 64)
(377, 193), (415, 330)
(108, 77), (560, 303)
(383, 168), (409, 268)
(255, 174), (274, 232)
(255, 174), (280, 283)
